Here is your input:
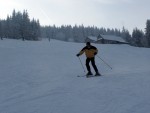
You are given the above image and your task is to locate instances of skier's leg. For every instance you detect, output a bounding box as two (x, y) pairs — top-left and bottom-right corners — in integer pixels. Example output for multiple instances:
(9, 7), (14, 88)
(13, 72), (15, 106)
(91, 58), (101, 76)
(91, 57), (99, 74)
(86, 58), (92, 75)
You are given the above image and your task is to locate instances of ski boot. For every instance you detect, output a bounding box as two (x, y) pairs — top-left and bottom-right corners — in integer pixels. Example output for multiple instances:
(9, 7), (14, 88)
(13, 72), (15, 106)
(95, 71), (101, 76)
(86, 72), (93, 78)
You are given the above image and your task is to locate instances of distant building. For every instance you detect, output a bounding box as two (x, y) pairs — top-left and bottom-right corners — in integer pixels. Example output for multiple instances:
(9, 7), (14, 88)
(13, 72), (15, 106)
(85, 34), (128, 44)
(85, 36), (97, 43)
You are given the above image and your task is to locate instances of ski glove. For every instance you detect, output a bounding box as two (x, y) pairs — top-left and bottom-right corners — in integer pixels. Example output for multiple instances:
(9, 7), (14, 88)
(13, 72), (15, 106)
(76, 54), (80, 57)
(94, 52), (97, 55)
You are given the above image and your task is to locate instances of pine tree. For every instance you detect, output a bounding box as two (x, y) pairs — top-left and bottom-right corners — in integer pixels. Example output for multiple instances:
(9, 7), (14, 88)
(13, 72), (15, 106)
(66, 25), (73, 42)
(121, 27), (131, 43)
(21, 10), (30, 41)
(0, 21), (2, 40)
(29, 19), (41, 40)
(145, 19), (150, 46)
(5, 16), (12, 38)
(132, 28), (144, 46)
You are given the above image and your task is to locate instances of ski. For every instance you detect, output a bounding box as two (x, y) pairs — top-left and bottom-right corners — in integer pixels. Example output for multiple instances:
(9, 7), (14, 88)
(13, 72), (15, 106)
(77, 75), (86, 77)
(77, 75), (102, 78)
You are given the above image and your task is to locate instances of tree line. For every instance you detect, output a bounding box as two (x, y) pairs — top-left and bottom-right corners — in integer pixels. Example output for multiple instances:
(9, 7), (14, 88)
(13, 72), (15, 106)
(41, 25), (122, 42)
(0, 10), (41, 41)
(41, 22), (150, 47)
(0, 10), (150, 47)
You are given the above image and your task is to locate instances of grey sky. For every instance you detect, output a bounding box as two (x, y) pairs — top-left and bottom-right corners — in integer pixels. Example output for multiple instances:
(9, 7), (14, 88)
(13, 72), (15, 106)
(1, 0), (150, 33)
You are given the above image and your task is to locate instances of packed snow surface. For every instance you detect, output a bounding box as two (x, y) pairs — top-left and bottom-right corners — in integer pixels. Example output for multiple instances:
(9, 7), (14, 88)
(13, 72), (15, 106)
(0, 39), (150, 113)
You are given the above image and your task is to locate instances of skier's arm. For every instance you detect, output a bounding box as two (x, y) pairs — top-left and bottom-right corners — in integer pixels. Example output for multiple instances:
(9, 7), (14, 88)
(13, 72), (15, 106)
(76, 47), (85, 57)
(94, 48), (98, 55)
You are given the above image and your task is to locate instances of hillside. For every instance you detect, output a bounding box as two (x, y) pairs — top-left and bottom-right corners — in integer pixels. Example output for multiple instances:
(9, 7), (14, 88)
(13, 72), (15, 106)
(0, 39), (150, 113)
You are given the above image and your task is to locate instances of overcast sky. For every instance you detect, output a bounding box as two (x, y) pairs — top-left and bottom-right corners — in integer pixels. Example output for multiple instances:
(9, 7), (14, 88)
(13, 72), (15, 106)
(1, 0), (150, 33)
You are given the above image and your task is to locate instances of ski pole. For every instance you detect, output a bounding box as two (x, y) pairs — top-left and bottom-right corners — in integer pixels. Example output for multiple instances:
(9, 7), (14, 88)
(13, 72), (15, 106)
(96, 55), (112, 69)
(78, 57), (86, 73)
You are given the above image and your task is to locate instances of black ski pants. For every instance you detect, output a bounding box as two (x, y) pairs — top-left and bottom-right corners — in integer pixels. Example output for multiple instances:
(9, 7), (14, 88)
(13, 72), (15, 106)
(86, 57), (98, 73)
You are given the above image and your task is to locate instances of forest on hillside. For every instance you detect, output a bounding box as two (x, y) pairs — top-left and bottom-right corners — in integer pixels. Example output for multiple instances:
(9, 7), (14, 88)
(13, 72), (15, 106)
(0, 10), (150, 47)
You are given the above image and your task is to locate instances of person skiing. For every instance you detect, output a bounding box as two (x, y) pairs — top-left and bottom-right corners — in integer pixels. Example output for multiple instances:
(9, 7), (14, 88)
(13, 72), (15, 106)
(76, 42), (101, 77)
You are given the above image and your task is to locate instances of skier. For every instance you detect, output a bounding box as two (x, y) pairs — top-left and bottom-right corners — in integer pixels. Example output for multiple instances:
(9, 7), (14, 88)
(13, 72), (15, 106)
(76, 42), (101, 77)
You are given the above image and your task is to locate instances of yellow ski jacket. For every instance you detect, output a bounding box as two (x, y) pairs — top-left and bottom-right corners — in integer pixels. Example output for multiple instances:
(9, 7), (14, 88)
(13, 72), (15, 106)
(78, 45), (98, 58)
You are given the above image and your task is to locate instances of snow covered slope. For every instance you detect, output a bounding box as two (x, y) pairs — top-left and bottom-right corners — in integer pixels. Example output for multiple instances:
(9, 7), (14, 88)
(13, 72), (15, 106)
(0, 39), (150, 113)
